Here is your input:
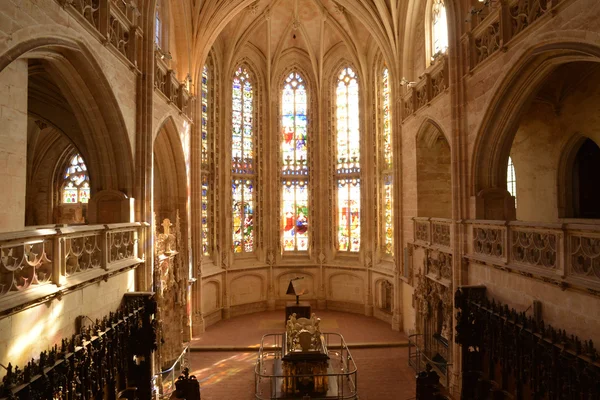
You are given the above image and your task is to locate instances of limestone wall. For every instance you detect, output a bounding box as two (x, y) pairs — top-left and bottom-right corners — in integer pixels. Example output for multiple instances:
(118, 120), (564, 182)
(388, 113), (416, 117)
(0, 59), (27, 233)
(0, 270), (136, 378)
(468, 262), (600, 344)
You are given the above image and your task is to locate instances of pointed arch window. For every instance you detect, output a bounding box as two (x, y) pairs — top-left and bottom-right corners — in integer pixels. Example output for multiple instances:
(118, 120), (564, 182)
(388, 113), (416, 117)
(201, 64), (210, 256)
(432, 0), (448, 56)
(336, 67), (360, 253)
(507, 156), (516, 207)
(382, 67), (394, 256)
(281, 72), (309, 252)
(231, 66), (255, 254)
(62, 154), (90, 204)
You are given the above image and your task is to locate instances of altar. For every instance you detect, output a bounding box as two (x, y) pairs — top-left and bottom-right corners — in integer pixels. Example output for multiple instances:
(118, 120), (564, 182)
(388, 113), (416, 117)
(254, 313), (358, 399)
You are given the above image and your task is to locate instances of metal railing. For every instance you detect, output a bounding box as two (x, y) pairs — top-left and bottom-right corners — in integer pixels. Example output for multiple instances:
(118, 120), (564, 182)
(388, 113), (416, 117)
(156, 345), (190, 399)
(408, 334), (452, 388)
(255, 333), (358, 399)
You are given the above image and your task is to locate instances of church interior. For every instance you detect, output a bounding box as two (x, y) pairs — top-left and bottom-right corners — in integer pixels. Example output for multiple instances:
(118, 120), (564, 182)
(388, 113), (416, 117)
(0, 0), (599, 398)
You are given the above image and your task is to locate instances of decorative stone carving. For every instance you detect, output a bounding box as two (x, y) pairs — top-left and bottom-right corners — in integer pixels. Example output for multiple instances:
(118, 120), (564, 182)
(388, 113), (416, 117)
(426, 249), (452, 282)
(510, 229), (558, 269)
(431, 221), (451, 248)
(415, 220), (430, 242)
(0, 239), (53, 296)
(474, 21), (500, 66)
(473, 226), (504, 258)
(570, 234), (600, 280)
(509, 0), (549, 37)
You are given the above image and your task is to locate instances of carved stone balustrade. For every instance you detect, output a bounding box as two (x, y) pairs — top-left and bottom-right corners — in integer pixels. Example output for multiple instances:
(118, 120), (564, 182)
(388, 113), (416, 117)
(0, 223), (146, 313)
(59, 0), (143, 70)
(402, 55), (449, 121)
(413, 217), (453, 251)
(466, 220), (600, 292)
(566, 222), (600, 290)
(466, 0), (557, 71)
(431, 219), (452, 249)
(154, 52), (194, 119)
(414, 217), (431, 244)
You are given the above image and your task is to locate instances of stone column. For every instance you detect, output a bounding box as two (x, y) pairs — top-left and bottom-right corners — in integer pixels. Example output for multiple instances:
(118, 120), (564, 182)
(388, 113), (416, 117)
(0, 59), (28, 233)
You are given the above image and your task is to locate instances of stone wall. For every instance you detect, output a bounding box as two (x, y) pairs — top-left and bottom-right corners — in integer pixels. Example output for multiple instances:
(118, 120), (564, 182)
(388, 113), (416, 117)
(468, 262), (600, 344)
(0, 270), (136, 378)
(0, 59), (28, 233)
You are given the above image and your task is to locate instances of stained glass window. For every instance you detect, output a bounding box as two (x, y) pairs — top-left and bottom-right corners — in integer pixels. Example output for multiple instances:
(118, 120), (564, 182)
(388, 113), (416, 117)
(154, 4), (161, 47)
(432, 0), (448, 55)
(507, 156), (516, 207)
(232, 66), (254, 253)
(336, 67), (360, 252)
(201, 64), (210, 256)
(281, 72), (309, 251)
(62, 154), (90, 204)
(382, 67), (393, 256)
(382, 68), (392, 169)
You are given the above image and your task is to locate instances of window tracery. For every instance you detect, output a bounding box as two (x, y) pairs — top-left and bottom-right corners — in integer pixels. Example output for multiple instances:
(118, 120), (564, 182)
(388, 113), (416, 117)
(62, 154), (90, 204)
(281, 72), (309, 252)
(382, 67), (394, 256)
(232, 66), (255, 254)
(336, 67), (360, 253)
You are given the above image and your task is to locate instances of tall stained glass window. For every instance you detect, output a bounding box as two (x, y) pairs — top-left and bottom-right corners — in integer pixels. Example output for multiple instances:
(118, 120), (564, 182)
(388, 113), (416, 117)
(507, 156), (516, 207)
(154, 2), (161, 47)
(336, 67), (360, 253)
(432, 0), (448, 55)
(281, 72), (309, 252)
(62, 154), (90, 204)
(231, 66), (254, 254)
(201, 64), (210, 256)
(382, 67), (394, 256)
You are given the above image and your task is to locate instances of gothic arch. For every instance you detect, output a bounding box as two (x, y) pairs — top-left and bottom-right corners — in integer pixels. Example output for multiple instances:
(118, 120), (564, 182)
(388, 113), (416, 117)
(471, 39), (600, 201)
(153, 116), (188, 224)
(557, 134), (587, 219)
(0, 33), (134, 198)
(416, 119), (452, 218)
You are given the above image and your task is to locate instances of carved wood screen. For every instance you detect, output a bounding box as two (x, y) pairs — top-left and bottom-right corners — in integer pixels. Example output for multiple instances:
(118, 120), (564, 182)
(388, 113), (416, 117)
(0, 294), (157, 399)
(455, 286), (600, 400)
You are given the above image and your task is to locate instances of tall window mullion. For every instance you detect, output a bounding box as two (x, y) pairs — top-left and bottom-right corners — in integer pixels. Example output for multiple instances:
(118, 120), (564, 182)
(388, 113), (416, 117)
(336, 67), (360, 253)
(281, 72), (309, 252)
(382, 67), (394, 256)
(232, 67), (255, 254)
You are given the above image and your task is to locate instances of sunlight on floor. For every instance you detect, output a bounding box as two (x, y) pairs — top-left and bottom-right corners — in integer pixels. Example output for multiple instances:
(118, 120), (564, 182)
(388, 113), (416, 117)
(190, 352), (256, 387)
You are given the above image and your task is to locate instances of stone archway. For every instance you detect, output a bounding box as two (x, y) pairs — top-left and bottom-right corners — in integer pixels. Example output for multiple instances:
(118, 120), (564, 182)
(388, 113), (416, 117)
(153, 116), (191, 368)
(470, 41), (600, 219)
(416, 119), (452, 219)
(0, 37), (134, 230)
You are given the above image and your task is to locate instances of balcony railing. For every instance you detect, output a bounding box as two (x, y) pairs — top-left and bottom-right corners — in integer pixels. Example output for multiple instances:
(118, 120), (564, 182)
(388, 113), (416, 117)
(155, 52), (193, 119)
(59, 0), (143, 70)
(402, 55), (449, 120)
(0, 223), (145, 309)
(413, 217), (453, 250)
(466, 220), (600, 291)
(466, 0), (557, 71)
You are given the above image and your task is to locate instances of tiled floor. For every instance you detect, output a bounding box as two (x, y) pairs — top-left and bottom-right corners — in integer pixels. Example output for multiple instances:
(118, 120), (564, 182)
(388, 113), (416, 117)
(188, 310), (416, 399)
